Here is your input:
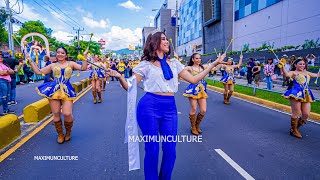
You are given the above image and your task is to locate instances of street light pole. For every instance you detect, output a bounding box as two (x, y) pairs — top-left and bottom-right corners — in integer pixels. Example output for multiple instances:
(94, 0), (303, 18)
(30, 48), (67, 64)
(73, 27), (84, 55)
(6, 0), (14, 53)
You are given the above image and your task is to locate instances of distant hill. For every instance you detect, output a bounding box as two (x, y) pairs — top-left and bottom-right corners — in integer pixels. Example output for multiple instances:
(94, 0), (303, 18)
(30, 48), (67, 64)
(114, 48), (135, 55)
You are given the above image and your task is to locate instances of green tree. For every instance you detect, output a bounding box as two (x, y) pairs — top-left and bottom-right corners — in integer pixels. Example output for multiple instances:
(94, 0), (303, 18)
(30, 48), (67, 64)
(17, 20), (52, 46)
(0, 9), (9, 46)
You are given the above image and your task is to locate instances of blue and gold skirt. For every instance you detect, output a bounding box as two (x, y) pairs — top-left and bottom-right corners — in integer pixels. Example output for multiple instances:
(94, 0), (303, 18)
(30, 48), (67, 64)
(89, 70), (105, 80)
(220, 75), (235, 85)
(183, 81), (208, 99)
(282, 88), (315, 103)
(36, 81), (76, 101)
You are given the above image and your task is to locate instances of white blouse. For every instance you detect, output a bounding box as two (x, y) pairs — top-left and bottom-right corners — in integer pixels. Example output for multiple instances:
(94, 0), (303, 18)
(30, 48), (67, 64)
(133, 59), (185, 93)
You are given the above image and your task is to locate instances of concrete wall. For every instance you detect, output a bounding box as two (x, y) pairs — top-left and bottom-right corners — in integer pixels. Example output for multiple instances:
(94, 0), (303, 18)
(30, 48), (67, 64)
(160, 9), (176, 57)
(233, 0), (320, 51)
(142, 27), (157, 49)
(177, 37), (203, 56)
(203, 0), (234, 53)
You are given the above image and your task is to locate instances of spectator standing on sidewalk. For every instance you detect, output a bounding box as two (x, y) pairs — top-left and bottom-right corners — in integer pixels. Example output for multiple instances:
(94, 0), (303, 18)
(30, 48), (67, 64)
(283, 60), (291, 86)
(289, 55), (296, 64)
(0, 51), (17, 115)
(264, 58), (275, 90)
(252, 61), (261, 87)
(43, 55), (54, 83)
(17, 59), (25, 84)
(246, 58), (255, 85)
(273, 57), (280, 76)
(306, 54), (316, 67)
(3, 51), (23, 106)
(279, 54), (288, 75)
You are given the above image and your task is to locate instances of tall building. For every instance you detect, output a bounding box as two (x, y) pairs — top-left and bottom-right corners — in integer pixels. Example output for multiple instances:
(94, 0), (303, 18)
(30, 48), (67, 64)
(233, 0), (320, 51)
(202, 0), (232, 54)
(177, 0), (203, 56)
(202, 0), (320, 54)
(142, 0), (180, 57)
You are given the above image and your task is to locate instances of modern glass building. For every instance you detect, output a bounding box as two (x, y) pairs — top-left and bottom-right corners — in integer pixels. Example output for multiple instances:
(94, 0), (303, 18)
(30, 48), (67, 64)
(234, 0), (283, 21)
(178, 0), (203, 56)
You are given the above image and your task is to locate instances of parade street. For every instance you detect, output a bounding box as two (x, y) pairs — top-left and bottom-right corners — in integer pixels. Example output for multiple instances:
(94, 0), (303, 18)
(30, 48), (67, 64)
(0, 81), (319, 179)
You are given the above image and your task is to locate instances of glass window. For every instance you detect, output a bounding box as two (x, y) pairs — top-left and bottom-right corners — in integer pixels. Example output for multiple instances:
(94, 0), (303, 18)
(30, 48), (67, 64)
(244, 4), (251, 16)
(251, 0), (258, 13)
(245, 0), (252, 6)
(239, 0), (245, 9)
(235, 10), (239, 21)
(258, 0), (267, 10)
(235, 0), (240, 11)
(239, 7), (245, 19)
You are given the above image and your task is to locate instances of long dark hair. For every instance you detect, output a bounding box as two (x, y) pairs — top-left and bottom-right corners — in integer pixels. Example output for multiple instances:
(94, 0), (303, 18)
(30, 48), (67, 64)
(187, 53), (204, 70)
(266, 58), (273, 65)
(141, 32), (171, 61)
(287, 58), (305, 90)
(56, 46), (69, 61)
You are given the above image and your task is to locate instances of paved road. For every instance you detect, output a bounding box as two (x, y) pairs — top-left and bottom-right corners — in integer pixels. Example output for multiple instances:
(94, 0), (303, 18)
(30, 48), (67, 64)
(0, 81), (320, 179)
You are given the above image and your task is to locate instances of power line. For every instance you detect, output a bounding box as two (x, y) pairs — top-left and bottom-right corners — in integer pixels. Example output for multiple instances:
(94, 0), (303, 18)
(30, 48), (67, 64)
(46, 0), (84, 30)
(31, 0), (74, 29)
(37, 0), (79, 28)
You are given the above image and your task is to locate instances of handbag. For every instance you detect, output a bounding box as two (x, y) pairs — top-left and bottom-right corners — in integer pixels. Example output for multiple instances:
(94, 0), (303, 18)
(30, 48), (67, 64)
(271, 74), (277, 80)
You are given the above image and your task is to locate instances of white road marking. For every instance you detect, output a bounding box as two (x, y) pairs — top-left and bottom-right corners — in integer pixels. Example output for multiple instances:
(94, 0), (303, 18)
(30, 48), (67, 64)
(215, 149), (255, 180)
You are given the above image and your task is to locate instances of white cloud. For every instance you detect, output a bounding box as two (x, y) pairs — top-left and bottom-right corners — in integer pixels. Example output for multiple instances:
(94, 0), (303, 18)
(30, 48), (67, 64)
(83, 16), (110, 29)
(52, 31), (74, 43)
(12, 3), (48, 22)
(75, 6), (86, 14)
(118, 0), (142, 12)
(101, 26), (142, 50)
(147, 16), (155, 20)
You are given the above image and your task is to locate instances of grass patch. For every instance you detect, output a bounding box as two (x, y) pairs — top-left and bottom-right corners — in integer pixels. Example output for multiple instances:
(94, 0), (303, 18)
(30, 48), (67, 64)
(206, 79), (320, 114)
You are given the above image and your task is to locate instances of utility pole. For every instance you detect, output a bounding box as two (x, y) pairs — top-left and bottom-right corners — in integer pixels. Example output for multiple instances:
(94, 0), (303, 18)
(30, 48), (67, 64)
(6, 0), (14, 53)
(73, 27), (84, 54)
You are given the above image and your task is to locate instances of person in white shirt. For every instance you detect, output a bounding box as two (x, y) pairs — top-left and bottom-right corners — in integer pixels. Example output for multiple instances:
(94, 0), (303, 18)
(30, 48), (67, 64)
(306, 54), (316, 67)
(107, 32), (225, 180)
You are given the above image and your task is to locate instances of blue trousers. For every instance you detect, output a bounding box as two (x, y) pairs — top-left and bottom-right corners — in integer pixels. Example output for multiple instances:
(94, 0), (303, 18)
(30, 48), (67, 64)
(0, 79), (10, 112)
(266, 76), (273, 90)
(9, 78), (16, 102)
(137, 93), (178, 180)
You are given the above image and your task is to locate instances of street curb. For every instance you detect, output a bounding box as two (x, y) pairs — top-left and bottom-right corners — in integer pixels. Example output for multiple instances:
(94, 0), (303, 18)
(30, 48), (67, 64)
(0, 115), (21, 150)
(206, 85), (320, 122)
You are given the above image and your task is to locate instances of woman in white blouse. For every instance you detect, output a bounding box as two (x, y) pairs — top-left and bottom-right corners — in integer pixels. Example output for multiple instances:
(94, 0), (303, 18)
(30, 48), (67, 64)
(107, 32), (225, 180)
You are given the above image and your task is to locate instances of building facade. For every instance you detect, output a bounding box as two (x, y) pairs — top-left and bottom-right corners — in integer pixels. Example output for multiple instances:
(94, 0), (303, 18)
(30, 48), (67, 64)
(233, 0), (320, 51)
(142, 0), (180, 57)
(202, 0), (233, 54)
(177, 0), (203, 56)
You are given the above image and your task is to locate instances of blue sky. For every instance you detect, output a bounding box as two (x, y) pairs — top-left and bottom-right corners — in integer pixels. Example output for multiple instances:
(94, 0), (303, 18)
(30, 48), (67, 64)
(1, 0), (164, 50)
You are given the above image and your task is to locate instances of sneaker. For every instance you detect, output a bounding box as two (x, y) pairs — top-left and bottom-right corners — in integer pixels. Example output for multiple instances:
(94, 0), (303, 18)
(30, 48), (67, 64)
(3, 110), (15, 115)
(10, 101), (17, 105)
(29, 81), (34, 83)
(7, 101), (12, 106)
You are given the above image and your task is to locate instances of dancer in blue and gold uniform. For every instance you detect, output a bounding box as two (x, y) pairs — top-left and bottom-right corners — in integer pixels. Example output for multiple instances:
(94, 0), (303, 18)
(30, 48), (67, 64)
(183, 53), (213, 135)
(28, 46), (88, 144)
(89, 55), (107, 104)
(216, 55), (243, 104)
(280, 58), (319, 139)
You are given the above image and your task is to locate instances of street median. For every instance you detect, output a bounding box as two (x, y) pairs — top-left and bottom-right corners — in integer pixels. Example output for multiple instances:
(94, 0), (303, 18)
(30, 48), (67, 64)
(23, 98), (51, 123)
(0, 114), (21, 149)
(72, 82), (82, 93)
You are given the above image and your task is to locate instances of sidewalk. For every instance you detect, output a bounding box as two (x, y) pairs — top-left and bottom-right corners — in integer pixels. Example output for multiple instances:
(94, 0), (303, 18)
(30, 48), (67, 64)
(207, 74), (320, 101)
